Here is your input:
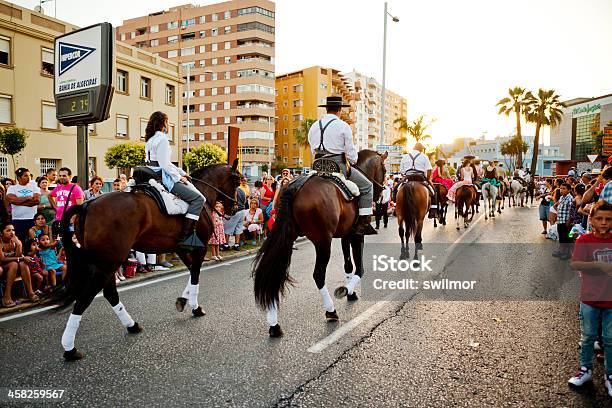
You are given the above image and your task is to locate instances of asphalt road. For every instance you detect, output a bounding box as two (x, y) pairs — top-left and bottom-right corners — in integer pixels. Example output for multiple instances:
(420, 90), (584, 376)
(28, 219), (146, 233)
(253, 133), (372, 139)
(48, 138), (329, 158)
(1, 201), (610, 407)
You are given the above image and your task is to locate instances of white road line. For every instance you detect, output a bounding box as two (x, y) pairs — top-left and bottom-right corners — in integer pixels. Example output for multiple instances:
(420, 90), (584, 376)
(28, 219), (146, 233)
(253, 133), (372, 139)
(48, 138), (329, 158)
(306, 211), (485, 354)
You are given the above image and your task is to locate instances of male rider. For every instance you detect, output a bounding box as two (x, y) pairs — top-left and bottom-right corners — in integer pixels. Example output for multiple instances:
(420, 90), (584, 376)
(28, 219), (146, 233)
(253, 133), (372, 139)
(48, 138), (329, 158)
(399, 142), (437, 219)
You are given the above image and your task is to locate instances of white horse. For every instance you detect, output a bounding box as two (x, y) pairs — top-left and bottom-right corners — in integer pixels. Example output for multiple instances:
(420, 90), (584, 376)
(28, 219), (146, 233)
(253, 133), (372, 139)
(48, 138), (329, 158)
(481, 181), (498, 220)
(510, 173), (530, 207)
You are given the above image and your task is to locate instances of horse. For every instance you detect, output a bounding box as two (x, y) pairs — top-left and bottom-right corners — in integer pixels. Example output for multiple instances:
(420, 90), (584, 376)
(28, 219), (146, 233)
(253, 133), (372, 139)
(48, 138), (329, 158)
(481, 181), (498, 220)
(396, 179), (430, 260)
(455, 185), (477, 230)
(252, 150), (387, 337)
(56, 161), (241, 361)
(497, 179), (508, 213)
(510, 173), (530, 207)
(433, 183), (449, 227)
(527, 179), (536, 205)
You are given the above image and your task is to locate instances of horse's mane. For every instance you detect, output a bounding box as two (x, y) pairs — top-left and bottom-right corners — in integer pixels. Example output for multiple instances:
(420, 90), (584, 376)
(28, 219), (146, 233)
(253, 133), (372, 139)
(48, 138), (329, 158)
(357, 149), (379, 164)
(190, 163), (232, 180)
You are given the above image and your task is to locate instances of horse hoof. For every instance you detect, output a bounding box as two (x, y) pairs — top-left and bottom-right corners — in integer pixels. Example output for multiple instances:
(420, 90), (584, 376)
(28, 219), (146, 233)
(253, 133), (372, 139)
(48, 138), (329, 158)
(456, 226), (460, 230)
(347, 292), (359, 301)
(325, 310), (339, 322)
(63, 347), (84, 362)
(175, 297), (187, 312)
(334, 286), (348, 299)
(191, 306), (206, 317)
(127, 322), (143, 334)
(492, 213), (495, 218)
(269, 324), (283, 337)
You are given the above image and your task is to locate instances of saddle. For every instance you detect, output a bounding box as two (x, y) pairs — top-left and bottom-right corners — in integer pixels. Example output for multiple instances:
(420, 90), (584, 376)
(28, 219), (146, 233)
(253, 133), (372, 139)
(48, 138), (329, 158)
(294, 171), (359, 201)
(127, 167), (188, 216)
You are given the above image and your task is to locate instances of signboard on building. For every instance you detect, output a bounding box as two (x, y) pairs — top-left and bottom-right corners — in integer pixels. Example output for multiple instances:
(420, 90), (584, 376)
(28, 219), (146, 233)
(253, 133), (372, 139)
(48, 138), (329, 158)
(54, 22), (114, 126)
(603, 127), (612, 156)
(376, 144), (403, 153)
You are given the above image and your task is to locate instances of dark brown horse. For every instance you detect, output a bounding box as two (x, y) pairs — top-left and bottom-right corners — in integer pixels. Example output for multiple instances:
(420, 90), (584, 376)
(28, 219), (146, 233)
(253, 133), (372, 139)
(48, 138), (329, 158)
(396, 180), (430, 260)
(57, 161), (241, 360)
(455, 184), (477, 230)
(253, 150), (387, 337)
(433, 183), (449, 227)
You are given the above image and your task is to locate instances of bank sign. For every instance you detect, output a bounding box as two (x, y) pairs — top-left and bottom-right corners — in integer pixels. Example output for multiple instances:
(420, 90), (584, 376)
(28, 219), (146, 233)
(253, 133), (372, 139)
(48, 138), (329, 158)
(54, 22), (113, 126)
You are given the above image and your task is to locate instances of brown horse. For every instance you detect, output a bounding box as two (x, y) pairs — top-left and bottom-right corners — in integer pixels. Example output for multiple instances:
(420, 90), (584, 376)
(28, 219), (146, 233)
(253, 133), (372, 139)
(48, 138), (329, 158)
(56, 161), (241, 361)
(252, 150), (387, 337)
(396, 180), (430, 260)
(455, 184), (477, 229)
(433, 183), (449, 227)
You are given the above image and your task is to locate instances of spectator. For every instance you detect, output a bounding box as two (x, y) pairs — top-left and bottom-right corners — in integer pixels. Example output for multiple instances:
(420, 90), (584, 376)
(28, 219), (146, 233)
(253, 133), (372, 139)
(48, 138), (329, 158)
(37, 176), (55, 225)
(243, 198), (263, 245)
(25, 238), (53, 293)
(134, 252), (157, 274)
(6, 168), (41, 241)
(271, 177), (290, 211)
(85, 176), (104, 201)
(567, 200), (612, 395)
(553, 183), (574, 260)
(375, 183), (391, 229)
(45, 168), (57, 187)
(222, 186), (248, 251)
(252, 180), (263, 202)
(28, 212), (53, 242)
(38, 233), (66, 281)
(119, 174), (128, 191)
(49, 167), (85, 233)
(0, 223), (40, 307)
(208, 201), (226, 261)
(260, 176), (274, 211)
(112, 179), (122, 191)
(537, 179), (553, 235)
(238, 176), (251, 198)
(281, 168), (293, 180)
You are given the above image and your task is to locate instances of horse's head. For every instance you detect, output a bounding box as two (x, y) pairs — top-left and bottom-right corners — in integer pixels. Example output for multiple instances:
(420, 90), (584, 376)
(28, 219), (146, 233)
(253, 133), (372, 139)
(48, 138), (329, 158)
(191, 159), (242, 216)
(356, 150), (387, 201)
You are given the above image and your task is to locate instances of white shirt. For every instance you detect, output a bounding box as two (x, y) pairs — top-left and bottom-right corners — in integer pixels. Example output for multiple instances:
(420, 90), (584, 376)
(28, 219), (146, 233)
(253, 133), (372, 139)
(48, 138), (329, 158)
(400, 150), (432, 174)
(145, 131), (186, 183)
(379, 185), (391, 204)
(308, 114), (358, 164)
(7, 183), (41, 220)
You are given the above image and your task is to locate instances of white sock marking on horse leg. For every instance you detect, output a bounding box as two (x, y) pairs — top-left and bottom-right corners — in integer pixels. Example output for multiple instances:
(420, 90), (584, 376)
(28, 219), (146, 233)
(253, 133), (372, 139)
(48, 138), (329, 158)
(266, 302), (278, 326)
(188, 283), (199, 310)
(181, 278), (190, 298)
(346, 275), (361, 295)
(319, 286), (335, 312)
(112, 302), (135, 328)
(61, 313), (82, 351)
(345, 273), (353, 285)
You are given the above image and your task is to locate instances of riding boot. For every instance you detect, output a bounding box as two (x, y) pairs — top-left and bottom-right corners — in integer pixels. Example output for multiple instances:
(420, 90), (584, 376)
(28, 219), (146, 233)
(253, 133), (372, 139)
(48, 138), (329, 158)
(177, 218), (204, 249)
(354, 215), (377, 235)
(428, 195), (438, 219)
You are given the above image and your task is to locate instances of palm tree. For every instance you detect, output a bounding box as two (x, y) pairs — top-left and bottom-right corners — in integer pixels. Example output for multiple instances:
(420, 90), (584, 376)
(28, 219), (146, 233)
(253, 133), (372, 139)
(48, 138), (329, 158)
(524, 89), (563, 175)
(496, 87), (531, 167)
(392, 115), (435, 148)
(294, 118), (317, 147)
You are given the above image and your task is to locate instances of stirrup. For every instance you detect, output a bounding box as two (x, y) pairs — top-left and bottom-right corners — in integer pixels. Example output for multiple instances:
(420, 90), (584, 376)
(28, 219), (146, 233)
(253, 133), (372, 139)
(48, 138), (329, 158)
(178, 232), (205, 249)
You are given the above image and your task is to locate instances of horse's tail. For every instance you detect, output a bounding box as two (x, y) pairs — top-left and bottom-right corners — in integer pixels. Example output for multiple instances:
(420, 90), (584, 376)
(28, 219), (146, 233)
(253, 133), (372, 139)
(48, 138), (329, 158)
(400, 182), (418, 238)
(54, 203), (90, 310)
(252, 183), (298, 311)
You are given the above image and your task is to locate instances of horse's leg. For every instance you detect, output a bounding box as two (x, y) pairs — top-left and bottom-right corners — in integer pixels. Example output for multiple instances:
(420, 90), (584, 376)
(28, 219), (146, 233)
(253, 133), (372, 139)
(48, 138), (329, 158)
(61, 270), (107, 361)
(175, 249), (205, 316)
(483, 190), (488, 220)
(456, 200), (461, 230)
(313, 239), (337, 321)
(398, 214), (407, 259)
(342, 234), (364, 301)
(341, 236), (354, 285)
(103, 278), (143, 334)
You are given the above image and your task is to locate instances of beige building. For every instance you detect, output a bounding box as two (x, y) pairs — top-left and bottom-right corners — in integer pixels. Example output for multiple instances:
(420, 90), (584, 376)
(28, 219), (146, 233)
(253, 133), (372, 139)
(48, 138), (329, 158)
(116, 0), (275, 178)
(0, 0), (182, 182)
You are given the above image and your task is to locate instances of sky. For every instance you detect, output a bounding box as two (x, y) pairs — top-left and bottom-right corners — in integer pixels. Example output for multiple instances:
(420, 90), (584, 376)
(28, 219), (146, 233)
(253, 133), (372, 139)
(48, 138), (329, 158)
(14, 0), (612, 146)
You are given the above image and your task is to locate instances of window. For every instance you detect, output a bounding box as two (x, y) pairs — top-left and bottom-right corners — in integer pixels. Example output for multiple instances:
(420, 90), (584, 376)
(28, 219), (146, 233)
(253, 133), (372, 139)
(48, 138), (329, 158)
(199, 16), (206, 24)
(224, 71), (230, 80)
(209, 43), (217, 52)
(181, 32), (195, 41)
(180, 46), (195, 56)
(237, 22), (274, 34)
(224, 11), (231, 19)
(130, 32), (136, 39)
(282, 128), (288, 135)
(283, 86), (287, 93)
(212, 13), (218, 21)
(140, 118), (148, 140)
(165, 84), (175, 105)
(224, 116), (230, 124)
(224, 41), (231, 50)
(0, 36), (10, 65)
(167, 49), (178, 58)
(150, 39), (159, 47)
(236, 84), (275, 94)
(40, 159), (59, 176)
(41, 47), (54, 75)
(150, 24), (159, 33)
(212, 58), (218, 65)
(116, 115), (128, 138)
(293, 84), (303, 93)
(0, 94), (12, 124)
(167, 35), (178, 44)
(211, 103), (217, 111)
(224, 56), (231, 64)
(138, 77), (151, 99)
(292, 99), (303, 107)
(224, 86), (230, 94)
(209, 87), (216, 96)
(182, 18), (195, 28)
(199, 30), (206, 38)
(283, 100), (288, 108)
(211, 117), (217, 125)
(120, 33), (126, 41)
(199, 60), (206, 68)
(223, 101), (230, 109)
(224, 26), (231, 34)
(41, 101), (58, 130)
(212, 72), (218, 80)
(168, 21), (178, 29)
(199, 103), (204, 111)
(212, 28), (218, 37)
(237, 7), (275, 19)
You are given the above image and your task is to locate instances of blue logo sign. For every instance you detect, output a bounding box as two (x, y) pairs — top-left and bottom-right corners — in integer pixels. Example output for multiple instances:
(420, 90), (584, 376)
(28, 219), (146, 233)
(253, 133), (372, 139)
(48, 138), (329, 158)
(58, 42), (95, 75)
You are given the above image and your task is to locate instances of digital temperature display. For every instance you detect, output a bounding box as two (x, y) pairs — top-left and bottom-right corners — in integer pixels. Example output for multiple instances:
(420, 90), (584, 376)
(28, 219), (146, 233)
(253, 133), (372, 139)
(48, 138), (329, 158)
(57, 93), (90, 116)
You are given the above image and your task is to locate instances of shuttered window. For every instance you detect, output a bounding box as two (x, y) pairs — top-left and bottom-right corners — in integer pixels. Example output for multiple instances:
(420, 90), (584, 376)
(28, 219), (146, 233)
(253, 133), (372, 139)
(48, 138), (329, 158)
(116, 115), (128, 138)
(0, 95), (11, 123)
(41, 47), (54, 75)
(42, 102), (58, 129)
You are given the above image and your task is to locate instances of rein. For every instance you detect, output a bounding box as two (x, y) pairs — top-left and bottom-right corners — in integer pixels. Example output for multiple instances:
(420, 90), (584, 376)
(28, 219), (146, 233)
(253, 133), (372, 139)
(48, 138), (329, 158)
(187, 175), (237, 205)
(352, 164), (385, 189)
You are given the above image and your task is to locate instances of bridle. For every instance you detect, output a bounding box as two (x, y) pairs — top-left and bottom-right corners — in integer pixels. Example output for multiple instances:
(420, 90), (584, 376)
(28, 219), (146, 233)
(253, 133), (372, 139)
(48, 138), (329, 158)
(187, 174), (239, 219)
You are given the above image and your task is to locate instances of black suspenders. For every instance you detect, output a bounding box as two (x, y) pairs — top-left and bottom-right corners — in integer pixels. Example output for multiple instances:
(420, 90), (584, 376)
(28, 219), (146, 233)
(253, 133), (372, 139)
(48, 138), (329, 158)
(316, 118), (337, 152)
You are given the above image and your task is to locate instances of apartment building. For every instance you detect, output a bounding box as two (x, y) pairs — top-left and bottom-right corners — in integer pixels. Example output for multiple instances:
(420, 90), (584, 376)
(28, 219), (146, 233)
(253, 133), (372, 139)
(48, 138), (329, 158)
(0, 1), (181, 180)
(275, 66), (357, 170)
(117, 0), (275, 177)
(343, 70), (407, 149)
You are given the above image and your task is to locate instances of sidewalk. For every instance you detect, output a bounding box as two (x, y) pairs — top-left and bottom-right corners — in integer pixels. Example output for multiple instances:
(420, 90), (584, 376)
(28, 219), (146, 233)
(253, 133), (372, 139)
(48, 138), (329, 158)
(0, 241), (269, 317)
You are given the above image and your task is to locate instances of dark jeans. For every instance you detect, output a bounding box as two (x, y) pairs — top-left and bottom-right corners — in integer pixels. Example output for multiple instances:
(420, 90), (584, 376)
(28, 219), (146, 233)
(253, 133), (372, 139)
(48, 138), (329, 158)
(375, 202), (389, 228)
(13, 219), (34, 242)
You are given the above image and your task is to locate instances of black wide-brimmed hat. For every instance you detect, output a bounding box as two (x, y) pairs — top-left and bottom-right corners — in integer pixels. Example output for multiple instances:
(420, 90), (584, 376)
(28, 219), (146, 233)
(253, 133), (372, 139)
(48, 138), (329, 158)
(318, 95), (350, 108)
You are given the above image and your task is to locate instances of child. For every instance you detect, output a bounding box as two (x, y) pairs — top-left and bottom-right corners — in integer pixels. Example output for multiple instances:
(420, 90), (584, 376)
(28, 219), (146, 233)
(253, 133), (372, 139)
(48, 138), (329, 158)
(553, 183), (574, 259)
(568, 200), (612, 396)
(38, 233), (67, 281)
(208, 202), (226, 261)
(25, 238), (55, 293)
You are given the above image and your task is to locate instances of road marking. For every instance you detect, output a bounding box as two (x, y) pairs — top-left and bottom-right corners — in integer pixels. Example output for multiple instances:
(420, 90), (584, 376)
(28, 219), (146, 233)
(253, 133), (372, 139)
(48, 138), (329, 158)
(306, 211), (484, 353)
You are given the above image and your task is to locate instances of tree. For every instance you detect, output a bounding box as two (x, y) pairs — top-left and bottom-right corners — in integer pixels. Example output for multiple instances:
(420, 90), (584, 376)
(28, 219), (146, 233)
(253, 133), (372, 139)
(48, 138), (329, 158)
(496, 87), (531, 167)
(393, 115), (435, 148)
(183, 144), (227, 172)
(524, 89), (563, 175)
(104, 142), (145, 175)
(294, 118), (316, 147)
(0, 127), (28, 170)
(500, 135), (528, 171)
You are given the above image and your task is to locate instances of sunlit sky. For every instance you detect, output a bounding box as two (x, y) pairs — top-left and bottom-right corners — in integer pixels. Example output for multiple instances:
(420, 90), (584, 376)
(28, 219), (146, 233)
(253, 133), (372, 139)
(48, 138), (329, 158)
(14, 0), (612, 146)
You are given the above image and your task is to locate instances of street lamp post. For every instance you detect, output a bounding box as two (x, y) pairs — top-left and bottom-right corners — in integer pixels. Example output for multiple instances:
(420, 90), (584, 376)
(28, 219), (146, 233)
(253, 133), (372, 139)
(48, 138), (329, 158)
(380, 2), (399, 146)
(268, 116), (272, 174)
(186, 64), (191, 154)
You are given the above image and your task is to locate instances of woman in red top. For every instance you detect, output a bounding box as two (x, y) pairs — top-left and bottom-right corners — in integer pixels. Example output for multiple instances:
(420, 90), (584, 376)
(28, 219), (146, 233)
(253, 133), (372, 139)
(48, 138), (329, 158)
(260, 176), (275, 210)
